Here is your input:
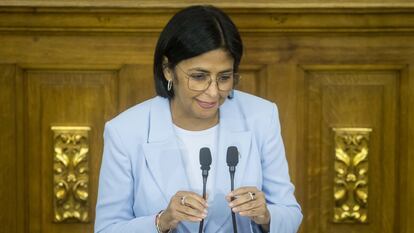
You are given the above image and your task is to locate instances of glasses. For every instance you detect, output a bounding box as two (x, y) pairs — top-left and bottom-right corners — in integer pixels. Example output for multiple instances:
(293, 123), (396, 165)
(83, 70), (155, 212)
(176, 65), (239, 92)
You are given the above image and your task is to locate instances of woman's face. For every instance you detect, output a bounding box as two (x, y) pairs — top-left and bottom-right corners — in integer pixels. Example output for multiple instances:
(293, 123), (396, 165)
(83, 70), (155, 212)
(165, 48), (234, 130)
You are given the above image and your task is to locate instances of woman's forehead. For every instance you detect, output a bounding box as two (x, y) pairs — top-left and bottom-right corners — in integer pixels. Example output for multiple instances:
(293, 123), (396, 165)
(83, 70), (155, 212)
(179, 49), (234, 70)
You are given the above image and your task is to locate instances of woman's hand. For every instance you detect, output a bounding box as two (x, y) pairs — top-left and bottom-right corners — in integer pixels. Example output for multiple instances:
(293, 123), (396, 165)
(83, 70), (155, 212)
(158, 191), (208, 231)
(226, 186), (270, 230)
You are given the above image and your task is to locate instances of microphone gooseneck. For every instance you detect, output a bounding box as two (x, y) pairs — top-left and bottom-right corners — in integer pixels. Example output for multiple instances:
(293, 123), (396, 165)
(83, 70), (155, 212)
(199, 147), (212, 233)
(226, 146), (239, 233)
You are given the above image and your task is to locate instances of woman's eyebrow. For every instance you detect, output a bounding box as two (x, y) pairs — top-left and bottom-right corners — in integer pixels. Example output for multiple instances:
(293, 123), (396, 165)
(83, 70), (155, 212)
(187, 68), (209, 73)
(187, 67), (234, 73)
(218, 69), (234, 74)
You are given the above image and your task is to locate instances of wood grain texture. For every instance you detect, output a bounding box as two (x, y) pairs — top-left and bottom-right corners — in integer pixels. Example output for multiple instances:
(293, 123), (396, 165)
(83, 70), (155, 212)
(409, 72), (414, 233)
(1, 0), (414, 9)
(303, 67), (399, 233)
(26, 70), (117, 233)
(1, 10), (414, 34)
(118, 65), (155, 112)
(403, 64), (414, 233)
(0, 65), (17, 233)
(0, 2), (413, 233)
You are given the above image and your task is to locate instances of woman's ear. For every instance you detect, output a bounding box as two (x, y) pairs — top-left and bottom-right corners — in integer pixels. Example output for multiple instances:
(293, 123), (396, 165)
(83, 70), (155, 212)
(162, 56), (172, 82)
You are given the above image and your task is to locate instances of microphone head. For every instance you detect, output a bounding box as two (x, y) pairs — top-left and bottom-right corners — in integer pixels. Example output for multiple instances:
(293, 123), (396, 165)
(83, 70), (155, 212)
(199, 147), (212, 171)
(226, 146), (239, 167)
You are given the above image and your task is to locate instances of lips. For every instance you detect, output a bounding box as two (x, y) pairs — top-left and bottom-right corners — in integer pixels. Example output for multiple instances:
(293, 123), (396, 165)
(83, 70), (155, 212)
(196, 99), (218, 109)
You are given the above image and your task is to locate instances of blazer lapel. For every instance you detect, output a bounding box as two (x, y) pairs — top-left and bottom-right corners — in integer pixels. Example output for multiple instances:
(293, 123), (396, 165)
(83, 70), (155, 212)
(141, 97), (198, 233)
(204, 100), (253, 233)
(142, 140), (188, 203)
(141, 97), (190, 203)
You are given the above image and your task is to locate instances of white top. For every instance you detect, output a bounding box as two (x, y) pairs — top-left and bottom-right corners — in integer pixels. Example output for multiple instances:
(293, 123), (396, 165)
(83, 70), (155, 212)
(173, 124), (218, 200)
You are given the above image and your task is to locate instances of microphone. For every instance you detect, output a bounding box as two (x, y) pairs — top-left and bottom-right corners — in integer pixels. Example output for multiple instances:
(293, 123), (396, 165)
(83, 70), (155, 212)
(199, 147), (212, 233)
(226, 146), (239, 172)
(200, 147), (212, 176)
(226, 146), (239, 233)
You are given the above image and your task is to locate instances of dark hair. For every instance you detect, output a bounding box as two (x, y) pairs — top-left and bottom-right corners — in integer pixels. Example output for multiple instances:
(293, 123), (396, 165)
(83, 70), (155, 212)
(153, 5), (243, 99)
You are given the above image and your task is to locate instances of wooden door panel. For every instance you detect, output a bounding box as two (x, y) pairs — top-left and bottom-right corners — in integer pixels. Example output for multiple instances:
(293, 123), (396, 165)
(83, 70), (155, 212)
(118, 65), (155, 112)
(0, 4), (414, 233)
(26, 70), (117, 233)
(237, 64), (268, 99)
(0, 65), (19, 233)
(303, 66), (398, 233)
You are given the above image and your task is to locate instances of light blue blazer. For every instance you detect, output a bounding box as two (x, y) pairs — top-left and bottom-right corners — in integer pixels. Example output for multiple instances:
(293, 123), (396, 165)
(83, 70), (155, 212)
(95, 90), (302, 233)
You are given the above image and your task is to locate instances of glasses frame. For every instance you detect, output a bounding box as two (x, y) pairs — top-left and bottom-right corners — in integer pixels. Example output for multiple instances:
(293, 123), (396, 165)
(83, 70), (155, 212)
(175, 65), (240, 92)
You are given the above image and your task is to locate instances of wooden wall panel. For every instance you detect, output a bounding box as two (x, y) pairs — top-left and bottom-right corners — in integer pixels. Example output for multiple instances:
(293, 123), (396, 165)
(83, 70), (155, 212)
(0, 65), (17, 233)
(402, 65), (414, 233)
(409, 75), (414, 233)
(0, 35), (157, 65)
(237, 65), (268, 99)
(26, 70), (117, 233)
(1, 0), (413, 7)
(0, 65), (24, 233)
(119, 65), (155, 112)
(303, 67), (398, 233)
(1, 0), (413, 9)
(0, 3), (414, 233)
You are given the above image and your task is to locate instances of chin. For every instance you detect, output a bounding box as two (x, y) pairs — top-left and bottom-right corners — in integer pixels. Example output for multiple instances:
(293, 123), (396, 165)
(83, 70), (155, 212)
(197, 112), (216, 120)
(195, 109), (218, 120)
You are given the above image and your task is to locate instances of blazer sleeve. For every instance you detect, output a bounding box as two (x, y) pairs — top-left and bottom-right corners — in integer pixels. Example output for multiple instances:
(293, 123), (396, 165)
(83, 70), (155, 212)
(258, 103), (303, 233)
(94, 122), (158, 233)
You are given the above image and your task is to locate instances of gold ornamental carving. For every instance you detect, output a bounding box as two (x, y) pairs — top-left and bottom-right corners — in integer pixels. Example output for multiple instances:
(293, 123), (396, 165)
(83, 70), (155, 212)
(52, 126), (91, 223)
(333, 128), (371, 223)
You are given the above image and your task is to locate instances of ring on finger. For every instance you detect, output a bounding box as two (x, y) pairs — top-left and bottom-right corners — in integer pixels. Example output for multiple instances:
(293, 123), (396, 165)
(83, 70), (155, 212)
(180, 196), (187, 206)
(248, 191), (255, 201)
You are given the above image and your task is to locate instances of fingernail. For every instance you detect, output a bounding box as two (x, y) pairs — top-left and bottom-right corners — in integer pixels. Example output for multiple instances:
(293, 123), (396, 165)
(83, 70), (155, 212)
(204, 209), (208, 214)
(229, 203), (234, 207)
(233, 207), (238, 212)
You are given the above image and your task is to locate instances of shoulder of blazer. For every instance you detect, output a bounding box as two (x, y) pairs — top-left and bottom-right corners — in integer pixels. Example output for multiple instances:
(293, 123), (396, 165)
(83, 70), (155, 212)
(226, 90), (278, 123)
(104, 96), (167, 146)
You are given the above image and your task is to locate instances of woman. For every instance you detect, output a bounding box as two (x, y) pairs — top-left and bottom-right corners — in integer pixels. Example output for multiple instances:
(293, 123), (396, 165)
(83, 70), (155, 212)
(95, 5), (302, 233)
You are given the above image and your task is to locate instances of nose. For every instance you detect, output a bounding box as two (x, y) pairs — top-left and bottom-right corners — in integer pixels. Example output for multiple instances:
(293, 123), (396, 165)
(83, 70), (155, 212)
(204, 78), (219, 97)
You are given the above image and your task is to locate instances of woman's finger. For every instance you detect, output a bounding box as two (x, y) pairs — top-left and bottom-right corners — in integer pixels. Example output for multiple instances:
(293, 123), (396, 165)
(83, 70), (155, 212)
(177, 191), (208, 208)
(227, 186), (258, 198)
(231, 198), (262, 213)
(170, 191), (208, 221)
(169, 207), (203, 222)
(176, 203), (207, 220)
(239, 205), (268, 218)
(229, 192), (255, 208)
(229, 190), (264, 210)
(180, 195), (208, 216)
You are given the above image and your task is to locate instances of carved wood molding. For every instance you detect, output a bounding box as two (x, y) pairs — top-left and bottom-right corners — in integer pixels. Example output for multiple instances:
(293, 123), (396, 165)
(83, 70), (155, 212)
(0, 2), (414, 34)
(333, 128), (372, 224)
(1, 0), (414, 9)
(52, 126), (91, 223)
